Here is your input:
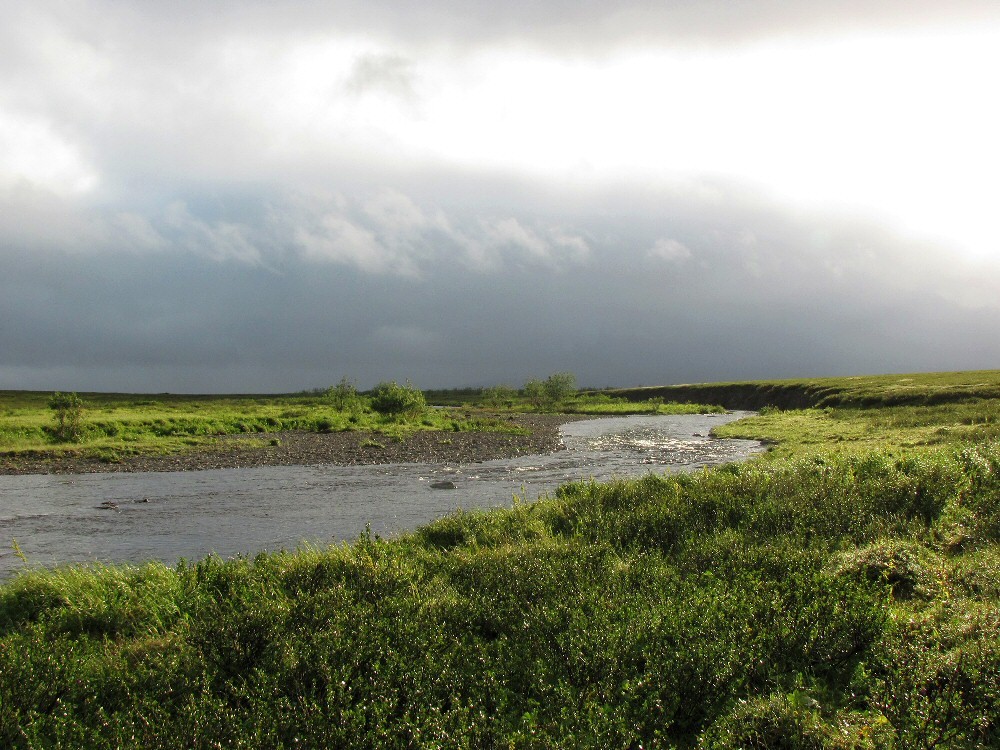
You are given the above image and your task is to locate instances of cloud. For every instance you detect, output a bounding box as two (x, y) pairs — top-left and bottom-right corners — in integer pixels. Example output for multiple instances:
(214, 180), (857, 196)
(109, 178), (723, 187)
(3, 169), (999, 392)
(3, 2), (999, 392)
(162, 202), (265, 265)
(0, 110), (97, 194)
(23, 1), (995, 52)
(648, 238), (692, 264)
(469, 218), (590, 270)
(345, 53), (417, 101)
(291, 210), (394, 273)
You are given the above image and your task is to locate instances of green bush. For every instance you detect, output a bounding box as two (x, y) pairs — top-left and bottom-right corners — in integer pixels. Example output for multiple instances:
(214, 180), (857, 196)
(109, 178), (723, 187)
(522, 372), (578, 409)
(481, 384), (517, 409)
(697, 693), (832, 749)
(326, 376), (364, 412)
(48, 391), (84, 442)
(871, 604), (1000, 748)
(369, 380), (426, 419)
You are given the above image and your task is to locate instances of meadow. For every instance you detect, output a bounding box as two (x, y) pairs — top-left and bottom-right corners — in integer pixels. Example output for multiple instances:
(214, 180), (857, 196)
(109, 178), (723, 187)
(1, 371), (999, 747)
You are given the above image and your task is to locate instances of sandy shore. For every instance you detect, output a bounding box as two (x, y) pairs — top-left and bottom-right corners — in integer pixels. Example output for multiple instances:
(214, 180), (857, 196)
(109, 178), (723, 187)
(0, 414), (594, 476)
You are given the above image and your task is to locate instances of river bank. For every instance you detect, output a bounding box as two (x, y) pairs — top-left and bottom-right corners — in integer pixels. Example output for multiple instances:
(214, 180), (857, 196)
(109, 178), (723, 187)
(0, 413), (593, 475)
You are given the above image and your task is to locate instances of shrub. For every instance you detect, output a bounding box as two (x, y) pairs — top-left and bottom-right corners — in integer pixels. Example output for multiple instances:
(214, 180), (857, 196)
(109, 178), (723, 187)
(48, 392), (85, 442)
(543, 371), (577, 404)
(523, 378), (546, 408)
(828, 539), (944, 600)
(369, 380), (426, 419)
(481, 384), (517, 409)
(522, 372), (578, 409)
(871, 605), (1000, 748)
(697, 693), (832, 749)
(326, 376), (363, 412)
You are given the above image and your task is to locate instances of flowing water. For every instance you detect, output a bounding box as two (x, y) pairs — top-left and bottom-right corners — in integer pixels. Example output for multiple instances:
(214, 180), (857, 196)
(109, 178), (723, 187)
(0, 412), (762, 578)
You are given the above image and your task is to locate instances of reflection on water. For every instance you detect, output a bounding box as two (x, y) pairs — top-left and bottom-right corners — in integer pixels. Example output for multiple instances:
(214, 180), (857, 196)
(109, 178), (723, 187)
(0, 412), (762, 577)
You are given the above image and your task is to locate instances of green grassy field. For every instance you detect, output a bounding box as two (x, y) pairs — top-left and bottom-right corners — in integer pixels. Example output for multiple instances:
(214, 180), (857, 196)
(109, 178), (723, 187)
(608, 369), (1000, 410)
(0, 390), (516, 465)
(2, 370), (999, 748)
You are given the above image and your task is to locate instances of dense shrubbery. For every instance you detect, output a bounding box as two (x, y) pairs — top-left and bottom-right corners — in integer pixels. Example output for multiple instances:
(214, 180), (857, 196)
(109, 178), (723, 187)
(523, 371), (578, 409)
(47, 391), (84, 442)
(3, 443), (1000, 747)
(325, 376), (364, 412)
(368, 380), (427, 419)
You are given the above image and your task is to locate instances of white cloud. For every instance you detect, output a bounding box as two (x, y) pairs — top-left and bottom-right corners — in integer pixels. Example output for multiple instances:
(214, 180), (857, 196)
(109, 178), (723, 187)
(551, 229), (591, 262)
(108, 212), (168, 252)
(345, 53), (418, 101)
(648, 238), (692, 263)
(483, 218), (549, 258)
(473, 218), (591, 269)
(0, 110), (98, 194)
(293, 212), (395, 273)
(363, 189), (436, 235)
(162, 202), (265, 265)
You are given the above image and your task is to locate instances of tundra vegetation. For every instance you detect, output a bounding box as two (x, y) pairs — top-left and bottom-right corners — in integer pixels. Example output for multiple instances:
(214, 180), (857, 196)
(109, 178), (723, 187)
(2, 370), (1000, 747)
(432, 376), (726, 416)
(0, 375), (720, 468)
(0, 383), (480, 467)
(46, 391), (84, 442)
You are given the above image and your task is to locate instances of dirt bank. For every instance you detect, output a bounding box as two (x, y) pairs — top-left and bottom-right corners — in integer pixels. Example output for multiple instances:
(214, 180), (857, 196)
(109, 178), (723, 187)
(0, 414), (594, 476)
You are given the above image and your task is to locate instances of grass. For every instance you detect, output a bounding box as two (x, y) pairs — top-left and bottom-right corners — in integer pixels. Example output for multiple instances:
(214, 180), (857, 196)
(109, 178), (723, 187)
(0, 391), (526, 467)
(608, 369), (1000, 410)
(559, 394), (727, 416)
(2, 370), (1000, 747)
(713, 398), (1000, 460)
(425, 386), (727, 416)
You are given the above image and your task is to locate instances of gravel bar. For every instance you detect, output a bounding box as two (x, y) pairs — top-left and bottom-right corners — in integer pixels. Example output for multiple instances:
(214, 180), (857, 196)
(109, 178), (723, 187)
(0, 414), (595, 476)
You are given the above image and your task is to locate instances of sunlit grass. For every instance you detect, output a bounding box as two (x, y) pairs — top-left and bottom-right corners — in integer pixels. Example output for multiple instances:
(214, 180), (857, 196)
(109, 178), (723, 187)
(559, 395), (726, 415)
(714, 398), (1000, 460)
(0, 390), (524, 464)
(611, 368), (1000, 409)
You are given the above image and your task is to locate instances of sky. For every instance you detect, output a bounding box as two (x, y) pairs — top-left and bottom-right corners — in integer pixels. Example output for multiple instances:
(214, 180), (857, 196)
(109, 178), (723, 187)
(2, 1), (999, 392)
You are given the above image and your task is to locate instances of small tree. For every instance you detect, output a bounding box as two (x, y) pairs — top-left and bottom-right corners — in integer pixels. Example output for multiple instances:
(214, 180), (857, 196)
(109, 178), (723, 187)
(481, 384), (517, 409)
(369, 380), (426, 420)
(326, 376), (362, 412)
(543, 371), (577, 404)
(523, 372), (577, 410)
(523, 378), (546, 409)
(49, 391), (85, 442)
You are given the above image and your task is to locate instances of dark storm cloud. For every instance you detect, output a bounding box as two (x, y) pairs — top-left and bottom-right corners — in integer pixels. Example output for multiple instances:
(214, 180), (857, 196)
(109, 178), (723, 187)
(2, 174), (998, 392)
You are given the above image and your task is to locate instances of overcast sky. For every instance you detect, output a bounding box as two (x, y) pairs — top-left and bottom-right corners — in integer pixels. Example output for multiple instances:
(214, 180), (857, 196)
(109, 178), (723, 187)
(2, 1), (999, 392)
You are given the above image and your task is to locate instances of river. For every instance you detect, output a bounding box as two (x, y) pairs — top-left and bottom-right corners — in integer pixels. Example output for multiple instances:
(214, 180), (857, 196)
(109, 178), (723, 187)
(0, 412), (762, 578)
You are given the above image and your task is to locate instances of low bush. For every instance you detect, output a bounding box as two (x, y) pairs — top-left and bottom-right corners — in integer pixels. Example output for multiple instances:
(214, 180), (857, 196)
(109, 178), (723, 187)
(48, 392), (84, 442)
(369, 380), (426, 419)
